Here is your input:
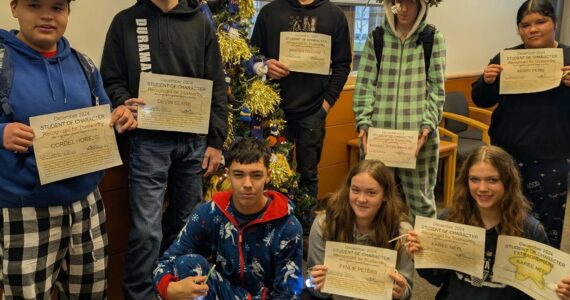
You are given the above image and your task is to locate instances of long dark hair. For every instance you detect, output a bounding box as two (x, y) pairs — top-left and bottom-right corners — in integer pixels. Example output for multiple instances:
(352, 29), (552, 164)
(322, 160), (408, 249)
(448, 146), (531, 236)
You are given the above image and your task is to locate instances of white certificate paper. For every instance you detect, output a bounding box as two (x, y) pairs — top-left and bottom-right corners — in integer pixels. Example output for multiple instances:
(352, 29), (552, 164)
(279, 32), (331, 75)
(500, 48), (563, 94)
(30, 104), (122, 185)
(365, 128), (417, 169)
(493, 235), (570, 300)
(414, 216), (486, 279)
(322, 241), (397, 300)
(137, 72), (213, 134)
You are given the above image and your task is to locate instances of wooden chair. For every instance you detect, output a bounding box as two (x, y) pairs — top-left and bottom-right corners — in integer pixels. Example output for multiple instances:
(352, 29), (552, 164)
(346, 126), (459, 207)
(443, 92), (492, 161)
(438, 127), (458, 207)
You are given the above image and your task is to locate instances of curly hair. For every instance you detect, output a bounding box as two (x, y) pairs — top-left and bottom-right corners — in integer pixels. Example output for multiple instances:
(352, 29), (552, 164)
(321, 160), (408, 249)
(448, 145), (531, 236)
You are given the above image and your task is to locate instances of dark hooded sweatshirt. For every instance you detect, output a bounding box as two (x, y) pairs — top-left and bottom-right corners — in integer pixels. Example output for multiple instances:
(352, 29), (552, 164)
(101, 0), (227, 148)
(250, 0), (352, 119)
(471, 44), (570, 160)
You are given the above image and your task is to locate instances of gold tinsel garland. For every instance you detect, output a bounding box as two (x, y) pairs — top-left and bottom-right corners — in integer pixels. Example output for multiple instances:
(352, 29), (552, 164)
(218, 31), (252, 65)
(238, 0), (255, 20)
(244, 80), (281, 117)
(223, 112), (235, 149)
(270, 153), (293, 189)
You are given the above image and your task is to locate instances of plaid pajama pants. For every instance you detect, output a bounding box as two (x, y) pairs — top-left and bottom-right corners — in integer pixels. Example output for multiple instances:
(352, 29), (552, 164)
(0, 189), (108, 300)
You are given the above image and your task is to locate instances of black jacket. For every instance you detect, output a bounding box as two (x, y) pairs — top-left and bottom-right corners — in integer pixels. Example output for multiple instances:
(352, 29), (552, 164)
(250, 0), (351, 119)
(101, 0), (227, 148)
(471, 44), (570, 160)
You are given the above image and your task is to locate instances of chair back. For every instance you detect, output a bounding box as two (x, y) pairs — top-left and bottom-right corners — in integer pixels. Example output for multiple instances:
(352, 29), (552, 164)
(443, 92), (469, 133)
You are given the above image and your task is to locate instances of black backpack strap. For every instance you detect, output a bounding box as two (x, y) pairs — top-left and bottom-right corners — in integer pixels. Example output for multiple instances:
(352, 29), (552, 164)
(372, 26), (384, 79)
(418, 24), (436, 78)
(0, 42), (15, 122)
(71, 48), (99, 106)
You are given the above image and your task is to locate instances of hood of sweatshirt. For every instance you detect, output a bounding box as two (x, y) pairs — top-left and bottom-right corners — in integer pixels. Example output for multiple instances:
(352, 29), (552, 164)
(0, 29), (73, 104)
(383, 0), (427, 40)
(285, 0), (328, 9)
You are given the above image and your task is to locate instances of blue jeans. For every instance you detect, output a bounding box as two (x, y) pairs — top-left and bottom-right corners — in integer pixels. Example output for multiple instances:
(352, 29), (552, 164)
(123, 131), (206, 300)
(284, 108), (327, 198)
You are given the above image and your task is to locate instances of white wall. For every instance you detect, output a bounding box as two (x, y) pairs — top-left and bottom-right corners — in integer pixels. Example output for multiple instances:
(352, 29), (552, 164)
(0, 0), (548, 76)
(561, 0), (570, 45)
(0, 1), (133, 66)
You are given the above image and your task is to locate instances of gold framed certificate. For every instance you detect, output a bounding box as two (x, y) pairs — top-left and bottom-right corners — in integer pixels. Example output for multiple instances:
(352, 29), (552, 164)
(137, 72), (213, 134)
(30, 104), (122, 185)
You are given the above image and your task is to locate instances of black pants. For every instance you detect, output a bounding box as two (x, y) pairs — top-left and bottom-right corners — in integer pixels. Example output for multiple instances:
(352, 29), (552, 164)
(285, 107), (327, 198)
(514, 156), (569, 249)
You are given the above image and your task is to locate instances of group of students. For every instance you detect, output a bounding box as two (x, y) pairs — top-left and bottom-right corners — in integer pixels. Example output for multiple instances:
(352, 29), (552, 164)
(1, 0), (570, 299)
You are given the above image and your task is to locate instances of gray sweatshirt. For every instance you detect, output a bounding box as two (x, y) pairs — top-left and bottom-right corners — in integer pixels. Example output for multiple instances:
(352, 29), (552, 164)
(306, 213), (414, 299)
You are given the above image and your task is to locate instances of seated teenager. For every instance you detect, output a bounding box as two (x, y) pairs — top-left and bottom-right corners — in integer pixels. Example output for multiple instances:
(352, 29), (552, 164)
(405, 145), (549, 299)
(306, 160), (413, 299)
(152, 137), (303, 299)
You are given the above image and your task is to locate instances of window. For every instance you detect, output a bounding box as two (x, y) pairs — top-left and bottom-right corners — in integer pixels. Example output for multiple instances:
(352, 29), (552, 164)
(251, 0), (385, 71)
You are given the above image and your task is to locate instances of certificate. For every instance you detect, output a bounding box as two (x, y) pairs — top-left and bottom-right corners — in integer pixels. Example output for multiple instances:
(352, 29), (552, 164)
(321, 241), (397, 300)
(30, 104), (122, 185)
(500, 48), (563, 94)
(137, 72), (213, 134)
(493, 235), (570, 300)
(414, 216), (486, 279)
(279, 32), (331, 75)
(365, 128), (417, 169)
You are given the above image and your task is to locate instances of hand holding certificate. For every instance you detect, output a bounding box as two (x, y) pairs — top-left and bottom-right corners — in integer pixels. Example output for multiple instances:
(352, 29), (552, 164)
(321, 241), (397, 300)
(493, 235), (570, 300)
(413, 216), (486, 279)
(365, 128), (417, 169)
(279, 32), (331, 75)
(30, 104), (122, 185)
(137, 72), (213, 134)
(500, 48), (564, 94)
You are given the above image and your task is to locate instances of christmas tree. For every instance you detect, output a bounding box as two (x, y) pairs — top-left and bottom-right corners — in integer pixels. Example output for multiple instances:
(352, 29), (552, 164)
(201, 0), (315, 232)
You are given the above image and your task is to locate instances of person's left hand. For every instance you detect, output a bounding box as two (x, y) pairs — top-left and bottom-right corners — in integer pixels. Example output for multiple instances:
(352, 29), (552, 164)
(557, 276), (570, 300)
(415, 127), (431, 157)
(307, 265), (328, 291)
(110, 105), (137, 133)
(389, 270), (408, 299)
(562, 66), (570, 87)
(202, 147), (222, 177)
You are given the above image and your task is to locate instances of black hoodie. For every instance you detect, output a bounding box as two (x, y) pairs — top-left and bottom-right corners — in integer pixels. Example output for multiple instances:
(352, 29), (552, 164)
(251, 0), (351, 119)
(101, 0), (228, 148)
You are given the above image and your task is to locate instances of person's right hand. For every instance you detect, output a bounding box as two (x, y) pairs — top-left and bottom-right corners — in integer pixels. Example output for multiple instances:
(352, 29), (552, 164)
(483, 64), (503, 84)
(358, 129), (367, 155)
(266, 59), (290, 79)
(166, 275), (209, 300)
(3, 122), (34, 153)
(124, 98), (146, 118)
(405, 231), (422, 260)
(308, 265), (328, 291)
